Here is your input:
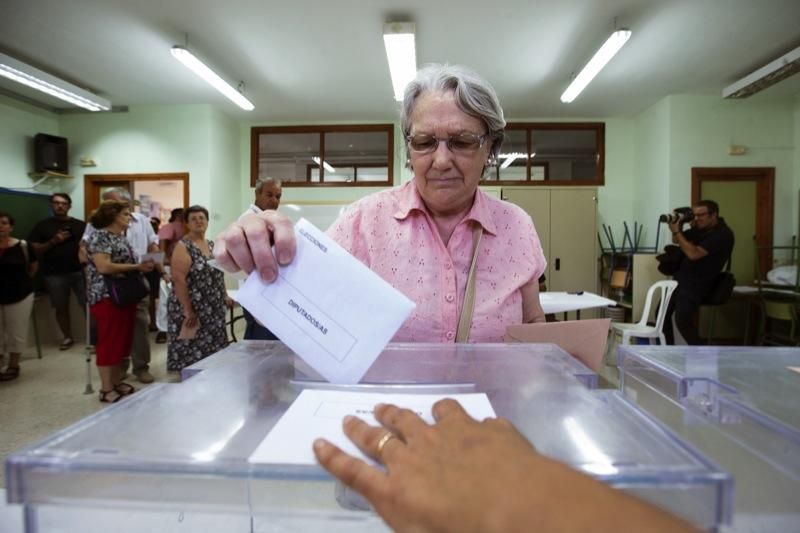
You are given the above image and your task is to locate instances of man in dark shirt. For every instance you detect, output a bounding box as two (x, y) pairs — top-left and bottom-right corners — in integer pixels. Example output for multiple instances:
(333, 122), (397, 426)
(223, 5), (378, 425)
(28, 193), (87, 350)
(663, 200), (734, 345)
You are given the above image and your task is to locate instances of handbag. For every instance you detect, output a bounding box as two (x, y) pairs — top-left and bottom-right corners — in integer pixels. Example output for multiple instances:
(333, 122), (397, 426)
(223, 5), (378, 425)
(655, 245), (684, 276)
(704, 255), (735, 305)
(105, 272), (149, 306)
(705, 271), (736, 305)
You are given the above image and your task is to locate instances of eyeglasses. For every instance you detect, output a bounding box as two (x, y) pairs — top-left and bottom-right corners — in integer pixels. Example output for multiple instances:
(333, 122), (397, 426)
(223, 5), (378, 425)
(51, 201), (70, 206)
(406, 132), (488, 154)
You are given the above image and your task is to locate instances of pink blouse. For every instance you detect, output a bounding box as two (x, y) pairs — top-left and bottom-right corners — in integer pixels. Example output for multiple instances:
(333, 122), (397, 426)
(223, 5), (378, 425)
(327, 180), (546, 343)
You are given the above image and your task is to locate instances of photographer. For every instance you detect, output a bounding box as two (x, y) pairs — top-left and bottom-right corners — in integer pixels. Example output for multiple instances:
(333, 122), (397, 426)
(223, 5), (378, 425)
(28, 193), (87, 350)
(663, 200), (734, 345)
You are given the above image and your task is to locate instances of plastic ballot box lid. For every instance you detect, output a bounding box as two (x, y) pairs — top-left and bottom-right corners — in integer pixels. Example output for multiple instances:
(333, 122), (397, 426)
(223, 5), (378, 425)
(7, 342), (730, 531)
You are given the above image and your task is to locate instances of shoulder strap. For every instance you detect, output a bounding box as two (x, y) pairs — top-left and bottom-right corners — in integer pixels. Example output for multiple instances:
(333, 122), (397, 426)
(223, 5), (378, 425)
(456, 225), (483, 343)
(20, 239), (29, 265)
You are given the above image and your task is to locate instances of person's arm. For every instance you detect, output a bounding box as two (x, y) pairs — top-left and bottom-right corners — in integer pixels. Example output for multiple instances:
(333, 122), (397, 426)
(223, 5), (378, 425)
(669, 222), (708, 261)
(214, 210), (296, 282)
(92, 253), (153, 275)
(520, 280), (546, 323)
(30, 229), (70, 258)
(170, 242), (197, 326)
(314, 400), (698, 533)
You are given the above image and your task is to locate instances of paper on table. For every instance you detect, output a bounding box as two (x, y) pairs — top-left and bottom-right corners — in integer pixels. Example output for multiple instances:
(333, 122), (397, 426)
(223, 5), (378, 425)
(235, 218), (416, 384)
(140, 252), (165, 264)
(248, 389), (496, 465)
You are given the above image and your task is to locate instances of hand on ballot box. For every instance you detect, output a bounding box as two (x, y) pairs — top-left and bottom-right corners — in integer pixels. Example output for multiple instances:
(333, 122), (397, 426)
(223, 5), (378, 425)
(314, 399), (697, 533)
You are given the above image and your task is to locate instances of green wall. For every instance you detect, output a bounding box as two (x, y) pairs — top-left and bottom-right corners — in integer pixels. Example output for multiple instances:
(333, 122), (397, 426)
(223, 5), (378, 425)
(667, 94), (796, 246)
(0, 95), (60, 190)
(1, 93), (797, 249)
(57, 104), (240, 237)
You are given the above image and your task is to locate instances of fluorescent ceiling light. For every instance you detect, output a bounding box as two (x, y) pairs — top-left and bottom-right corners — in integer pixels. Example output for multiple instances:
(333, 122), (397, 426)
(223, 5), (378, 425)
(723, 45), (800, 98)
(313, 156), (336, 172)
(498, 152), (535, 169)
(0, 52), (111, 111)
(171, 45), (254, 111)
(560, 29), (631, 104)
(383, 22), (417, 102)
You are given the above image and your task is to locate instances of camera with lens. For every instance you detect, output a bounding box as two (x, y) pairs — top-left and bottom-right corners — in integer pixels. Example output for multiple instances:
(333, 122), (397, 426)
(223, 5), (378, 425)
(659, 207), (694, 224)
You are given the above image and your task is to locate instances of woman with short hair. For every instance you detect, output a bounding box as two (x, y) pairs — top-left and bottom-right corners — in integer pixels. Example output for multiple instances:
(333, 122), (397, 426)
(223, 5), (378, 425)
(0, 212), (36, 381)
(167, 205), (231, 372)
(86, 201), (154, 402)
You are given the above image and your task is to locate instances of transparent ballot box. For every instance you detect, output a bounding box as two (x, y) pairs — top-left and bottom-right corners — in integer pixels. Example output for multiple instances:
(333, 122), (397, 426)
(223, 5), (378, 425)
(617, 345), (800, 531)
(7, 342), (731, 531)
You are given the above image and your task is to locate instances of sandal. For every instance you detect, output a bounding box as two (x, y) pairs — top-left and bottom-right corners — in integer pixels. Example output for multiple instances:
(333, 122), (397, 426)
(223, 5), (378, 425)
(114, 382), (136, 396)
(0, 366), (20, 381)
(59, 338), (75, 351)
(99, 389), (122, 403)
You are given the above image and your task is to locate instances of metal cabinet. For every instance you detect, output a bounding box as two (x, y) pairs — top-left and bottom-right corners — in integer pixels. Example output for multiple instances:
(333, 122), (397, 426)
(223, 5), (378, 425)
(501, 187), (598, 294)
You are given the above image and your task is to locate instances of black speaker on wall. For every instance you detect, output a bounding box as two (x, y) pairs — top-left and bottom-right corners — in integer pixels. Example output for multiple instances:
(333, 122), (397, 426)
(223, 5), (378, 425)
(33, 133), (69, 173)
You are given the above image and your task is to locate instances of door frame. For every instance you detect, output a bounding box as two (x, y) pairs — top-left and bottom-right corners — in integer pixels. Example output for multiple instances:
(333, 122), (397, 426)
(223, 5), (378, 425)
(691, 167), (774, 277)
(84, 173), (189, 220)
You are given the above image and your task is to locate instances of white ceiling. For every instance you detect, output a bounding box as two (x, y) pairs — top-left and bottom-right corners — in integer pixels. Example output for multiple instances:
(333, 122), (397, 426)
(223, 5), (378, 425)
(1, 0), (799, 122)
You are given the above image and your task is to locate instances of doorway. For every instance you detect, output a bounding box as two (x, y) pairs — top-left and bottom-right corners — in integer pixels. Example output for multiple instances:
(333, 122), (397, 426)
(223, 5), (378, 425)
(84, 173), (189, 225)
(692, 167), (774, 284)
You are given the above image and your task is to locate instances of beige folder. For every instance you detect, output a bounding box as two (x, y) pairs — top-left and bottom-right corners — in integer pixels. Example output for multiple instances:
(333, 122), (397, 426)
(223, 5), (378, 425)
(504, 319), (611, 372)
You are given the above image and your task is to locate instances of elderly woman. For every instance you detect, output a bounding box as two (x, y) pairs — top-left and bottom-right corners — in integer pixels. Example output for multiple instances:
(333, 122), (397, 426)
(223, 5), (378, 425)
(216, 65), (546, 341)
(0, 212), (37, 381)
(87, 201), (155, 402)
(167, 205), (231, 372)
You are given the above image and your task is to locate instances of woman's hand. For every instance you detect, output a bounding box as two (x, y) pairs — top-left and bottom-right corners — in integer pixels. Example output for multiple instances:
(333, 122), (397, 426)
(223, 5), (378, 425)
(314, 400), (697, 533)
(183, 310), (198, 328)
(224, 296), (234, 309)
(314, 400), (540, 532)
(138, 260), (155, 273)
(214, 211), (296, 282)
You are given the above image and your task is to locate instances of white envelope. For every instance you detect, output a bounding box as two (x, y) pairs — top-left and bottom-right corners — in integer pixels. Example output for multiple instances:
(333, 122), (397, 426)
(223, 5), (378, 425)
(248, 390), (496, 465)
(236, 218), (416, 384)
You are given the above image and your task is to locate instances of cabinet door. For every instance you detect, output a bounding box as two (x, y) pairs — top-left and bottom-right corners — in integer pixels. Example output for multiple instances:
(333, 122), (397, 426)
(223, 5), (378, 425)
(501, 187), (551, 281)
(549, 189), (597, 292)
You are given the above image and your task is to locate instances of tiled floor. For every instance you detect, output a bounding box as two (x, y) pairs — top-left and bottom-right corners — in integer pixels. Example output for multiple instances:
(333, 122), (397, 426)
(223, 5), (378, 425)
(0, 326), (245, 489)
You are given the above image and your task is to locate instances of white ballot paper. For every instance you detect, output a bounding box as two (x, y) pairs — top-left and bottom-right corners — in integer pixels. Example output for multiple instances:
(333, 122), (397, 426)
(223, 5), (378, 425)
(249, 390), (496, 465)
(236, 218), (416, 384)
(140, 252), (164, 264)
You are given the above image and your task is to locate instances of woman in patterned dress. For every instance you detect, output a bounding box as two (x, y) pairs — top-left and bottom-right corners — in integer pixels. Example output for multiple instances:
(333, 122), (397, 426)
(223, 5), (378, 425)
(167, 205), (231, 372)
(87, 201), (155, 402)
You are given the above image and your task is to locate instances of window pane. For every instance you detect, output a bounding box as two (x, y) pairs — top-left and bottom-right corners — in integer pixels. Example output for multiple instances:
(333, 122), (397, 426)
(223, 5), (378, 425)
(256, 133), (320, 183)
(496, 129), (528, 181)
(531, 129), (598, 181)
(357, 167), (388, 182)
(324, 131), (389, 183)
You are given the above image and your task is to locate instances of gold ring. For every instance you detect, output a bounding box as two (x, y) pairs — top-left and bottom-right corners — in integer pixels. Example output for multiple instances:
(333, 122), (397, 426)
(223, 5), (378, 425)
(375, 432), (396, 458)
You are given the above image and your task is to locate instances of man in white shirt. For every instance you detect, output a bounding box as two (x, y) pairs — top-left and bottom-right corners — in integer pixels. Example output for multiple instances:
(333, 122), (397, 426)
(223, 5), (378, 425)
(238, 177), (282, 340)
(82, 188), (167, 383)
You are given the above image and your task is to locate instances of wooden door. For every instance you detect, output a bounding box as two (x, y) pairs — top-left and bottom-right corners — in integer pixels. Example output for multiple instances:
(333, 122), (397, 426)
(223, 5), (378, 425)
(84, 173), (189, 220)
(692, 168), (774, 281)
(549, 188), (597, 293)
(700, 181), (757, 284)
(501, 187), (551, 281)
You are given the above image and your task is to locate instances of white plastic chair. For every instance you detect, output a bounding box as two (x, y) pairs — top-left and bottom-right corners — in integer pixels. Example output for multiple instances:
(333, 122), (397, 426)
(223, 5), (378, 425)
(612, 280), (678, 346)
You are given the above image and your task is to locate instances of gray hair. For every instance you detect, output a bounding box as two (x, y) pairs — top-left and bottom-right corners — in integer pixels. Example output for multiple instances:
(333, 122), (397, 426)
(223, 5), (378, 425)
(102, 187), (132, 202)
(400, 64), (506, 161)
(255, 177), (282, 192)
